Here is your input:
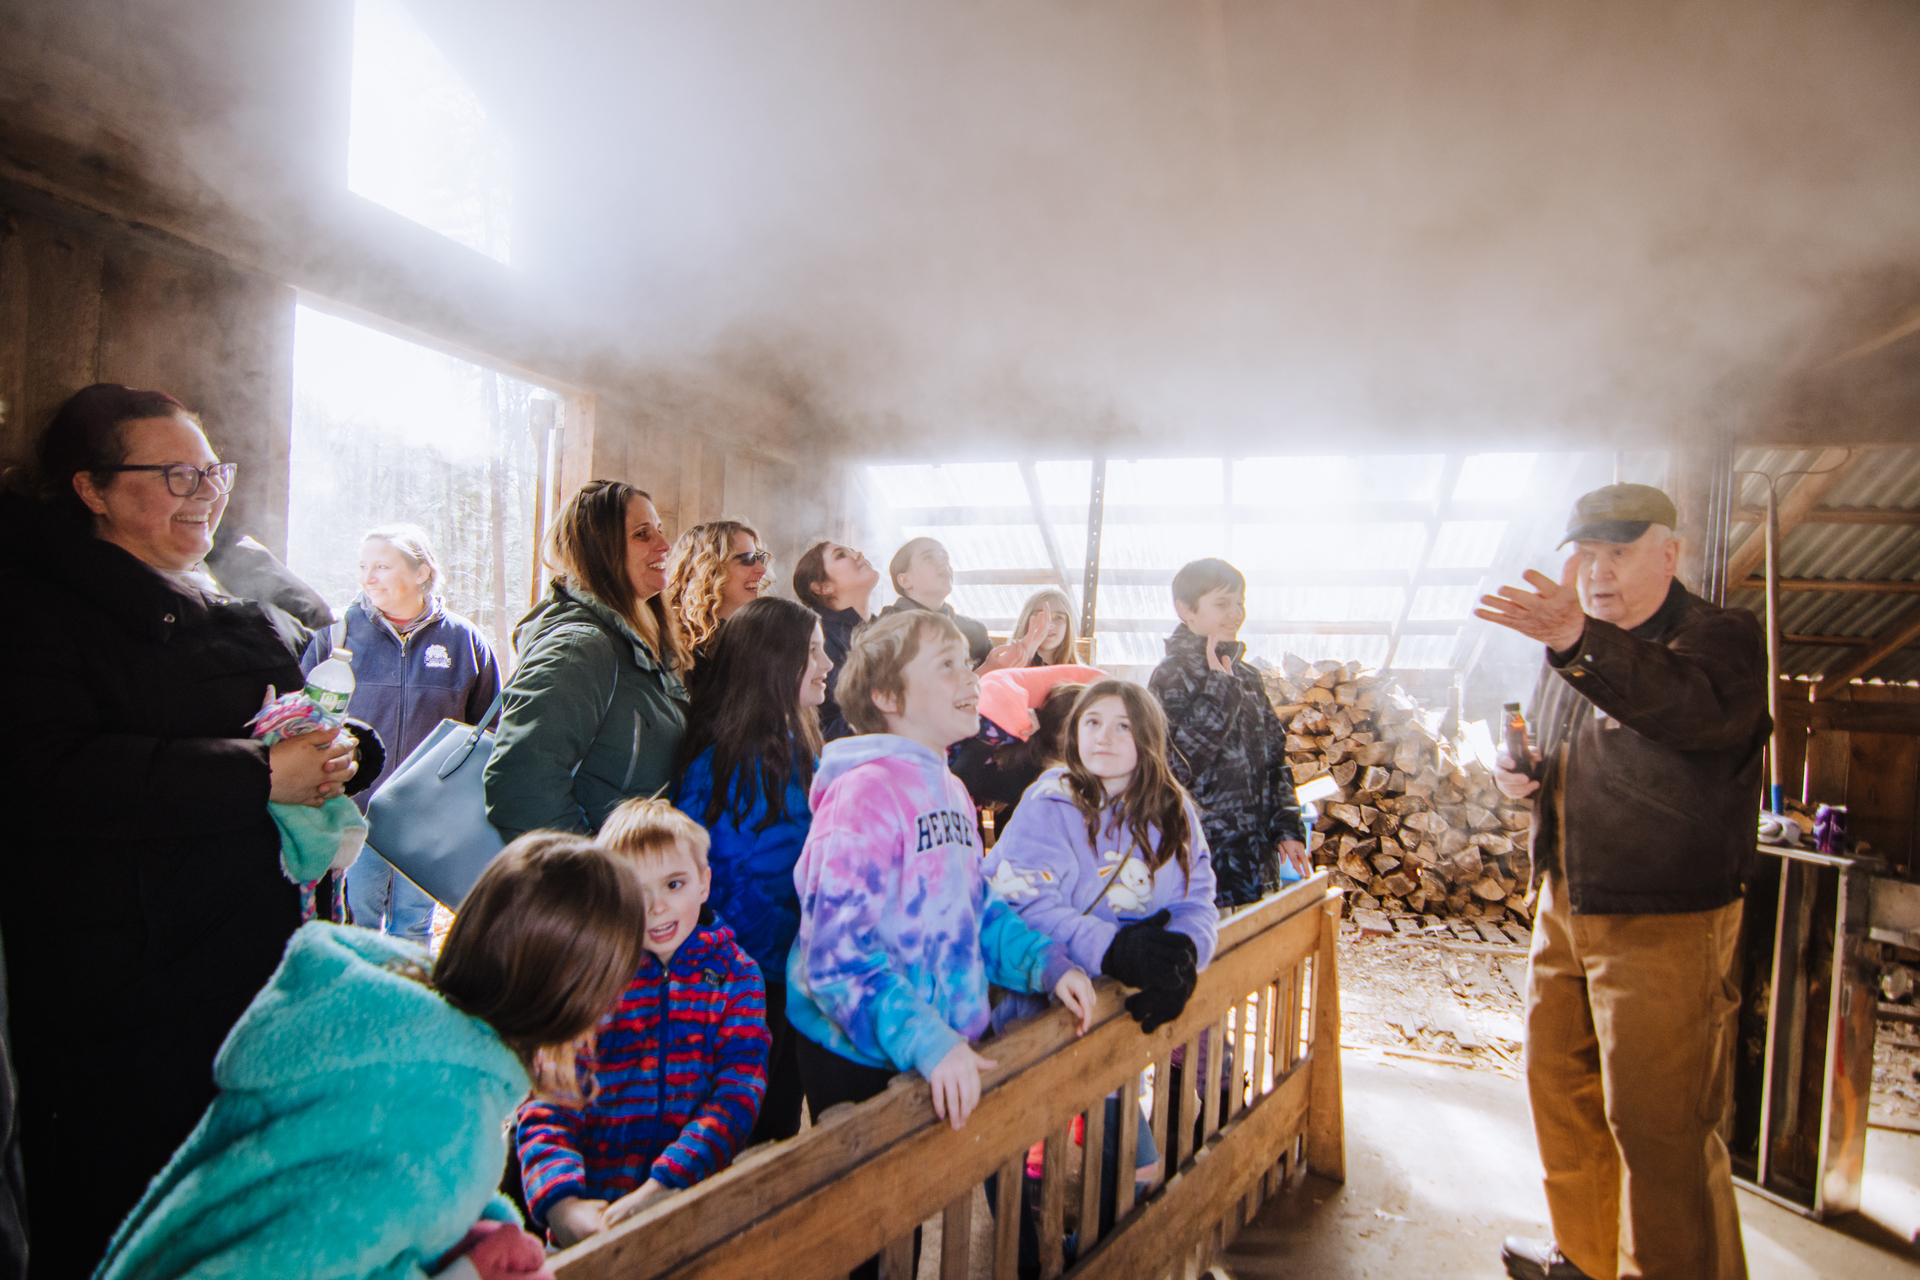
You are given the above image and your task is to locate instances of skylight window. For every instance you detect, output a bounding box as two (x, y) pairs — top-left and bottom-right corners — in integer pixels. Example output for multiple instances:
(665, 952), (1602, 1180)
(348, 0), (514, 264)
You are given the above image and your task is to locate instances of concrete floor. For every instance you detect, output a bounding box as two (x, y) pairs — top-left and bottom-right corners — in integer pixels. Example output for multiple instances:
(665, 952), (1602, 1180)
(1220, 1047), (1920, 1279)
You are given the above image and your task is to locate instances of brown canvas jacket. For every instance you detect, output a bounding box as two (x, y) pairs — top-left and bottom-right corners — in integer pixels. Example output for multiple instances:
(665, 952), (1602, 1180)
(1527, 579), (1770, 915)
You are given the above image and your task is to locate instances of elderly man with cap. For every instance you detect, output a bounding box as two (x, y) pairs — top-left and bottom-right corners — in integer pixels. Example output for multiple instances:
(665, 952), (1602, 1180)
(1475, 484), (1768, 1280)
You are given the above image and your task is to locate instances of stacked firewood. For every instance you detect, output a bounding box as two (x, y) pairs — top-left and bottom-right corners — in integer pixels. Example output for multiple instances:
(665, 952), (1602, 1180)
(1260, 656), (1534, 925)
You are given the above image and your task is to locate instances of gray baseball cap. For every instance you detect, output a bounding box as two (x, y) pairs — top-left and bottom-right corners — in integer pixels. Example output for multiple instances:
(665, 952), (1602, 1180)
(1557, 483), (1679, 547)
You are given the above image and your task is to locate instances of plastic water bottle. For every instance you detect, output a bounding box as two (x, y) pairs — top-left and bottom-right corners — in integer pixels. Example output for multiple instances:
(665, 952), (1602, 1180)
(305, 644), (355, 718)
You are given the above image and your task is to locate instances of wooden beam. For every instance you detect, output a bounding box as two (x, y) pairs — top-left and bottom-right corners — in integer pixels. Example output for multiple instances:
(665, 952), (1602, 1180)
(1815, 601), (1920, 699)
(1816, 308), (1920, 371)
(1725, 449), (1860, 587)
(1733, 507), (1920, 526)
(1784, 633), (1920, 650)
(1776, 697), (1920, 736)
(1735, 578), (1920, 595)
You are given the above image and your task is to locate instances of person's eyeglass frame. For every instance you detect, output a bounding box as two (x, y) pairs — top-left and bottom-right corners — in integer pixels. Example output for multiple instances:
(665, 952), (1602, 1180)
(731, 550), (772, 568)
(93, 462), (238, 498)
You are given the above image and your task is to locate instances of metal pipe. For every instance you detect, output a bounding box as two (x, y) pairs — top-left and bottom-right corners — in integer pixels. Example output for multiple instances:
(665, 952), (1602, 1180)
(1766, 480), (1783, 813)
(1080, 459), (1107, 647)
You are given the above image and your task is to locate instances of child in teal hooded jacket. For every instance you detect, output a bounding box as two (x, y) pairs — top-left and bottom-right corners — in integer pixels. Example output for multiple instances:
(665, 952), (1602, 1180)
(96, 833), (647, 1280)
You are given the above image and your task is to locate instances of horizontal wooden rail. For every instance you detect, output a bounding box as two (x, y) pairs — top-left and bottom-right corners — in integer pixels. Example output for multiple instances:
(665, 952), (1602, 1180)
(1733, 577), (1920, 595)
(553, 876), (1343, 1280)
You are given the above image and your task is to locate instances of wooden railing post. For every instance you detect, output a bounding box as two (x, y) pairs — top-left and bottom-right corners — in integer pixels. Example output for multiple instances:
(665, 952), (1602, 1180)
(1306, 892), (1346, 1183)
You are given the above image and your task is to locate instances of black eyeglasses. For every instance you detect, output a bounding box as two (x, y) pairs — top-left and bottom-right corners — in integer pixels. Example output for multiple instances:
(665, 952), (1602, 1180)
(731, 550), (772, 567)
(95, 462), (237, 498)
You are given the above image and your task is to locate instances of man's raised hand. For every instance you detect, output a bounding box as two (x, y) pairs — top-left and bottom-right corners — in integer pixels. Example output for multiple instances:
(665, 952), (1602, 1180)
(1474, 552), (1586, 653)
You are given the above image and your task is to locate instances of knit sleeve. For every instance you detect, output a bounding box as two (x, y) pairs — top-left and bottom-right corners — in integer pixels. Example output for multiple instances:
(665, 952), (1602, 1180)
(648, 956), (771, 1190)
(515, 1097), (591, 1226)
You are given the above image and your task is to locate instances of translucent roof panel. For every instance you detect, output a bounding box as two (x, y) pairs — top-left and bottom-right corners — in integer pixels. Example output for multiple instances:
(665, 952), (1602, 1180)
(1453, 453), (1540, 501)
(857, 450), (1592, 678)
(1428, 521), (1510, 568)
(1407, 584), (1482, 621)
(1106, 458), (1224, 505)
(1390, 634), (1460, 669)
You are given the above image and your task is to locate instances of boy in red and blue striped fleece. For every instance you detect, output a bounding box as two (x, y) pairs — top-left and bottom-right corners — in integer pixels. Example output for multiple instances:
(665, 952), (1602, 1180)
(517, 799), (771, 1248)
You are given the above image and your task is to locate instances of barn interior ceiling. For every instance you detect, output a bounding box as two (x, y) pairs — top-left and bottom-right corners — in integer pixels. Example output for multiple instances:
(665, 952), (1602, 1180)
(395, 0), (1920, 457)
(5, 0), (1920, 462)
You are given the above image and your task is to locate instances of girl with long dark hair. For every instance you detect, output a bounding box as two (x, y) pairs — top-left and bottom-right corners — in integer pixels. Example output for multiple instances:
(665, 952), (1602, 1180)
(673, 595), (830, 1142)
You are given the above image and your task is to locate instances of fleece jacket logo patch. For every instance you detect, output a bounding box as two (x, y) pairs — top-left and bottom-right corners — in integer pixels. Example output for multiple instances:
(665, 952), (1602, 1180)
(914, 808), (978, 853)
(424, 644), (452, 669)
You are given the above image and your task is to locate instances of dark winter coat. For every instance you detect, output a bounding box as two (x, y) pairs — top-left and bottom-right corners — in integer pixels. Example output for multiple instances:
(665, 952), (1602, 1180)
(1527, 579), (1769, 915)
(876, 596), (992, 667)
(1148, 626), (1306, 908)
(811, 604), (867, 742)
(484, 582), (689, 838)
(0, 492), (366, 1274)
(301, 596), (501, 809)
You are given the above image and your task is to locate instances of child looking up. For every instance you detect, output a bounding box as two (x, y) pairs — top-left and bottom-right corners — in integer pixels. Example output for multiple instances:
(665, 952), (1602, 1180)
(97, 834), (646, 1280)
(518, 800), (770, 1249)
(788, 611), (1097, 1137)
(673, 596), (831, 1144)
(1148, 558), (1308, 907)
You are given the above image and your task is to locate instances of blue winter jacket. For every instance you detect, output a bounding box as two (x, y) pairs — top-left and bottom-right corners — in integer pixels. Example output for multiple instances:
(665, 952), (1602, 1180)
(674, 745), (814, 982)
(300, 596), (501, 810)
(96, 923), (528, 1280)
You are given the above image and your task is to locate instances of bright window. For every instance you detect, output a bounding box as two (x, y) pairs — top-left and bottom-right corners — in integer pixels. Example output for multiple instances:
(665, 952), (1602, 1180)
(286, 305), (562, 658)
(349, 0), (513, 264)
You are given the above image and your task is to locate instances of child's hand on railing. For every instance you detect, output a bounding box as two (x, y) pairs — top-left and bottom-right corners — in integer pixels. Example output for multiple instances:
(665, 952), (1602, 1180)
(1054, 968), (1096, 1035)
(435, 1219), (553, 1279)
(545, 1197), (609, 1248)
(929, 1043), (999, 1130)
(602, 1179), (674, 1229)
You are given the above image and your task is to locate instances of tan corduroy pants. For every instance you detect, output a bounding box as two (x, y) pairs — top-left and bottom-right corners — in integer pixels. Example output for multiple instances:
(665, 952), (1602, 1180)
(1524, 873), (1748, 1280)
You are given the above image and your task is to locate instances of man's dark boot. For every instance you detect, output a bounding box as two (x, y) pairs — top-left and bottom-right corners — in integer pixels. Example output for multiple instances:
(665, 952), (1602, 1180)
(1501, 1237), (1597, 1280)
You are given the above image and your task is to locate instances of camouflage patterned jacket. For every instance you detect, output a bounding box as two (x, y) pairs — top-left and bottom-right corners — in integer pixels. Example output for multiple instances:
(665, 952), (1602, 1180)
(1149, 627), (1306, 907)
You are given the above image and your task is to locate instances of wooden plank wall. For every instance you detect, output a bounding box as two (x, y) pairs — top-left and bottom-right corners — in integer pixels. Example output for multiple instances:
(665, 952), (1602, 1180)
(1777, 681), (1920, 874)
(0, 198), (295, 553)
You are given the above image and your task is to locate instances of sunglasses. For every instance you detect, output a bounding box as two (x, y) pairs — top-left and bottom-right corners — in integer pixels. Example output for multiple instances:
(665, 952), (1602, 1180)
(731, 550), (772, 567)
(94, 462), (238, 498)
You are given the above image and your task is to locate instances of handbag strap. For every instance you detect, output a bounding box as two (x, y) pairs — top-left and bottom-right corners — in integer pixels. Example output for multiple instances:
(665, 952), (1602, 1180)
(437, 685), (510, 781)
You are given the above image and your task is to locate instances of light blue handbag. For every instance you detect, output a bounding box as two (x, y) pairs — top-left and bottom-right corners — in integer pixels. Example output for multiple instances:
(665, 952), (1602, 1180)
(365, 688), (507, 909)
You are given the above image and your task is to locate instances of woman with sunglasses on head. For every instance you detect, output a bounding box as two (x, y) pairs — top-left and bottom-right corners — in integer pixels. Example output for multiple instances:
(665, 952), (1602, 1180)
(0, 384), (369, 1274)
(663, 520), (772, 675)
(485, 481), (689, 840)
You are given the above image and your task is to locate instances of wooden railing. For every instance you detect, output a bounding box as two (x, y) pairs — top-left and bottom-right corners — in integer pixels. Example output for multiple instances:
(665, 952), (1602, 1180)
(554, 874), (1345, 1280)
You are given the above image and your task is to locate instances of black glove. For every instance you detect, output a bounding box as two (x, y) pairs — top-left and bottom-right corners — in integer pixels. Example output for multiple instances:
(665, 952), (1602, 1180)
(1125, 970), (1196, 1034)
(1101, 909), (1199, 991)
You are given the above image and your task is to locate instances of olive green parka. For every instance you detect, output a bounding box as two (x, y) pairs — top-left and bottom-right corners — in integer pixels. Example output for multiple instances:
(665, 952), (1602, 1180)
(484, 582), (688, 839)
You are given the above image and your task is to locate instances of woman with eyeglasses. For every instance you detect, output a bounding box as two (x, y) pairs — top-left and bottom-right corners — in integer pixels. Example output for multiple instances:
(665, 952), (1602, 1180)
(484, 481), (689, 840)
(0, 383), (368, 1273)
(663, 520), (772, 673)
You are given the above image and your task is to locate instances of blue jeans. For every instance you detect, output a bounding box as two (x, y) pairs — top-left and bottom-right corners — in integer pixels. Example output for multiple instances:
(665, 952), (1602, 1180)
(346, 850), (435, 943)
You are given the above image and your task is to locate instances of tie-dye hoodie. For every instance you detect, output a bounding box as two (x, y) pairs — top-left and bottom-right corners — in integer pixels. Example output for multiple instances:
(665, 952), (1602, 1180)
(786, 734), (1073, 1077)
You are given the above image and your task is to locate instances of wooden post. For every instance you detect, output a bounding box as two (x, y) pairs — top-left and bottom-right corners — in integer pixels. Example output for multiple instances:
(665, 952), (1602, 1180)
(1039, 1129), (1068, 1280)
(941, 1189), (972, 1277)
(992, 1154), (1022, 1279)
(1306, 894), (1346, 1182)
(1079, 1101), (1108, 1251)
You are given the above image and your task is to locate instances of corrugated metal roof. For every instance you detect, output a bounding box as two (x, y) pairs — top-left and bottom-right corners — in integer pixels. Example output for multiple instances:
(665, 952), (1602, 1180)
(1728, 445), (1920, 686)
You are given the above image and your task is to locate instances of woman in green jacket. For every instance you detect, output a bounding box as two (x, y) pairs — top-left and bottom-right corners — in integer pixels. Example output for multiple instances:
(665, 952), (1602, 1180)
(485, 481), (690, 839)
